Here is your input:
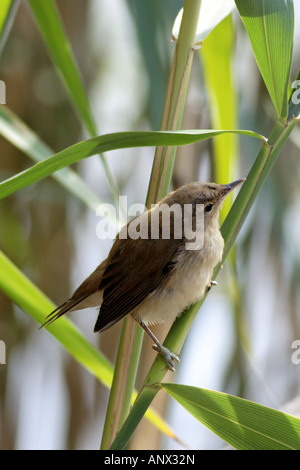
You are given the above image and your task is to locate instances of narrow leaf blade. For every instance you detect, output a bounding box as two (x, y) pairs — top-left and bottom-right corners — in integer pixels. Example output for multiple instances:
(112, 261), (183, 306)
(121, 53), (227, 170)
(0, 129), (266, 200)
(0, 0), (19, 54)
(27, 0), (97, 136)
(27, 0), (120, 207)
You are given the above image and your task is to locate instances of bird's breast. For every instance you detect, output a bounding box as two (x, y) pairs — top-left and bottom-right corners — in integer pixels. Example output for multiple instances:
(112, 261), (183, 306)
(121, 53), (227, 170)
(132, 229), (224, 326)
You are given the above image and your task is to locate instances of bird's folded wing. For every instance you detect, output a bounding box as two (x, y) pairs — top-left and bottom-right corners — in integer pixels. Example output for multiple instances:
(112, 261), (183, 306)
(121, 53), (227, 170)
(94, 236), (180, 332)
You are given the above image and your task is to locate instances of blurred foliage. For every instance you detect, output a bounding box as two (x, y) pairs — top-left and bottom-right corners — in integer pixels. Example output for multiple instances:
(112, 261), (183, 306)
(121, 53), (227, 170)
(0, 0), (299, 451)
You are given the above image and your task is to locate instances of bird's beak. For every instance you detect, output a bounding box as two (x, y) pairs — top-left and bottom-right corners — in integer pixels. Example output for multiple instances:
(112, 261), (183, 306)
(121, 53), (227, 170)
(223, 178), (246, 195)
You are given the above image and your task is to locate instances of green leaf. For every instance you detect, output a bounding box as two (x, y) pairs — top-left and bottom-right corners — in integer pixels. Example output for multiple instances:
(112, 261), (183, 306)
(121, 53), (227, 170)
(0, 105), (103, 211)
(235, 0), (294, 120)
(161, 383), (300, 450)
(27, 0), (120, 208)
(0, 0), (19, 54)
(27, 0), (97, 137)
(172, 0), (235, 45)
(0, 129), (266, 200)
(201, 14), (238, 221)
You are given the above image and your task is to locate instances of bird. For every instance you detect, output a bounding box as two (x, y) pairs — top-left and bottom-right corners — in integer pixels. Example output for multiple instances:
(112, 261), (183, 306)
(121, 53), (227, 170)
(42, 179), (245, 371)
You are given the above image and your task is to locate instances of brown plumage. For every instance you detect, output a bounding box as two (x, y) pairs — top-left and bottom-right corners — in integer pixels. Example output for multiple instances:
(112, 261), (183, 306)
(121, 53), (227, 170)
(42, 179), (245, 371)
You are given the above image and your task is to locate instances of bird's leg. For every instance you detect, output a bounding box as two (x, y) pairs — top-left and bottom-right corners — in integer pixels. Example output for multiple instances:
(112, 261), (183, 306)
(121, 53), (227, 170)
(138, 320), (180, 372)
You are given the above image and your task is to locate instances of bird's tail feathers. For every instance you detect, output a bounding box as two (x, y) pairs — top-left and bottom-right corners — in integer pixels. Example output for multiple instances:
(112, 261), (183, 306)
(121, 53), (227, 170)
(40, 296), (88, 329)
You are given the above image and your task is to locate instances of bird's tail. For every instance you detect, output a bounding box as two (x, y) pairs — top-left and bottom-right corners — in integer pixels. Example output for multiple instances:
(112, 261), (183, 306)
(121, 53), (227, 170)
(40, 295), (88, 329)
(40, 261), (106, 329)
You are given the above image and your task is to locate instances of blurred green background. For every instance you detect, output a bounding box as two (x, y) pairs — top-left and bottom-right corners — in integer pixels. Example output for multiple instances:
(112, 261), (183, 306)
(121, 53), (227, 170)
(0, 0), (300, 450)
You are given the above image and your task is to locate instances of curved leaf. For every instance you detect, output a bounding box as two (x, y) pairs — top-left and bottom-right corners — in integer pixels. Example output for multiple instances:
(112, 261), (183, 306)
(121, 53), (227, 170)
(0, 129), (266, 199)
(161, 383), (300, 450)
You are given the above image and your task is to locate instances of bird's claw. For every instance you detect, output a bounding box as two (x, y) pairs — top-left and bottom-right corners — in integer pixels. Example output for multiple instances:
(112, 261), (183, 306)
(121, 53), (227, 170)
(206, 280), (218, 292)
(152, 344), (180, 372)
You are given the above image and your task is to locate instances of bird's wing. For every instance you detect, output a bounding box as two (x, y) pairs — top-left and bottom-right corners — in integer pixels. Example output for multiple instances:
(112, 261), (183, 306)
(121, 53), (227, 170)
(94, 236), (180, 332)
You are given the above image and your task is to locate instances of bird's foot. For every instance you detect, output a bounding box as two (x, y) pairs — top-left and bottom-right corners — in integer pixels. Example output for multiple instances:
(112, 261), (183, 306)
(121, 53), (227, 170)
(152, 344), (180, 372)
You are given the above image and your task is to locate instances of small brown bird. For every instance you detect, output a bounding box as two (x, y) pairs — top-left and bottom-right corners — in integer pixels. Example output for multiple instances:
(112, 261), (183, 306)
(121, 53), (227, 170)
(42, 179), (245, 371)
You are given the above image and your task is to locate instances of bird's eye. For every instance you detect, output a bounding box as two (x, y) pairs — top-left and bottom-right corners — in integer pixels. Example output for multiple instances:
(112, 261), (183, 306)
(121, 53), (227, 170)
(205, 203), (213, 213)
